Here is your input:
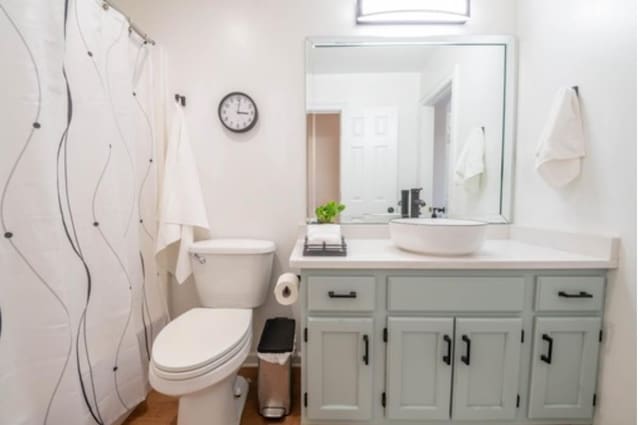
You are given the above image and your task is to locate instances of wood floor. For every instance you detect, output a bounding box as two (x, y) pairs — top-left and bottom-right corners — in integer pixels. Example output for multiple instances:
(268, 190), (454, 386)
(123, 367), (301, 425)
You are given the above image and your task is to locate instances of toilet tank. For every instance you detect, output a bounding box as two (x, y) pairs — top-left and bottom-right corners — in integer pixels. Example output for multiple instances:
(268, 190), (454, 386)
(189, 239), (276, 308)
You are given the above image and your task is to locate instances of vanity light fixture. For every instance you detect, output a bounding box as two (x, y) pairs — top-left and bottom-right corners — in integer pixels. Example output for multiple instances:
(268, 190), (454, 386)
(356, 0), (470, 24)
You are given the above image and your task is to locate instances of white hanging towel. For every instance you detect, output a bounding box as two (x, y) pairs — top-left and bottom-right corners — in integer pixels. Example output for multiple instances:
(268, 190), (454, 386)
(156, 103), (210, 284)
(535, 87), (586, 188)
(455, 127), (485, 192)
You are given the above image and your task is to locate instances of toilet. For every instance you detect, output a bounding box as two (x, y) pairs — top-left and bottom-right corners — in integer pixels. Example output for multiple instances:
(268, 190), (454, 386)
(149, 238), (276, 425)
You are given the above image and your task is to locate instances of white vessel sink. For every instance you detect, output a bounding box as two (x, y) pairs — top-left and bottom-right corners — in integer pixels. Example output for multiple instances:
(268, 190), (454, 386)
(390, 218), (488, 256)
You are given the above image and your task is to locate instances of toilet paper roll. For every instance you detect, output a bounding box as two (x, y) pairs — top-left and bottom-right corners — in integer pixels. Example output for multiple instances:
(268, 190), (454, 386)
(274, 273), (300, 306)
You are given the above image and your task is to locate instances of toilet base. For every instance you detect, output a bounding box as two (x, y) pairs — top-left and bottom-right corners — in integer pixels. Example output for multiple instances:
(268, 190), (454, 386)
(233, 376), (249, 421)
(177, 374), (249, 425)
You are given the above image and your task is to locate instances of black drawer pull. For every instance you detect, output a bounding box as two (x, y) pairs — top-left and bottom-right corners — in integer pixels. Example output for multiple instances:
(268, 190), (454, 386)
(461, 335), (471, 365)
(362, 335), (369, 365)
(541, 334), (553, 364)
(558, 290), (593, 298)
(442, 335), (452, 366)
(328, 291), (357, 299)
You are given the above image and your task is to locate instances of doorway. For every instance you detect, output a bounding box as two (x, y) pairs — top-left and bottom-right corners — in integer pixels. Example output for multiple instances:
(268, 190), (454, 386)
(306, 113), (341, 218)
(420, 72), (457, 213)
(432, 90), (452, 208)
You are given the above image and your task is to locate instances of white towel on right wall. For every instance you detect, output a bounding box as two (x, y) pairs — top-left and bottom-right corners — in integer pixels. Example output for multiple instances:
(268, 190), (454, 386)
(536, 87), (586, 188)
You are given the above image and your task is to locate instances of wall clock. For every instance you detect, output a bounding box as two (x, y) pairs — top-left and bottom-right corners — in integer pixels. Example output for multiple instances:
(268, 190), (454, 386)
(218, 92), (258, 133)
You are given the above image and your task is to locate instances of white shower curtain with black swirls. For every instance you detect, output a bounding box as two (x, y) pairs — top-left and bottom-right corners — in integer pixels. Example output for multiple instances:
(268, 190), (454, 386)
(0, 1), (169, 424)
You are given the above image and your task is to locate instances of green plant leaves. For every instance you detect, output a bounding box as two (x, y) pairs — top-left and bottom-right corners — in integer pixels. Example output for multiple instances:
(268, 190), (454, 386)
(315, 200), (346, 224)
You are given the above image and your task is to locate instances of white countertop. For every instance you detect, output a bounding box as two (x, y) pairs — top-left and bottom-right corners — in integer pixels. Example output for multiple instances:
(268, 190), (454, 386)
(289, 238), (618, 270)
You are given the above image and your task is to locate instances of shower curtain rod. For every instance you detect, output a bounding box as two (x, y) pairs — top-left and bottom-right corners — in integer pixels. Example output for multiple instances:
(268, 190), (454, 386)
(103, 1), (156, 46)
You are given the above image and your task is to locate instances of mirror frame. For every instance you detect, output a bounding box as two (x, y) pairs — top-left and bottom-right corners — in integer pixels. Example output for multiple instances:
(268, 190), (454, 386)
(304, 35), (517, 224)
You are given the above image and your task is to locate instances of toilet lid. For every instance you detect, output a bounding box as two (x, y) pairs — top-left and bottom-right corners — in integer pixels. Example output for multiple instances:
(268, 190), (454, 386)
(152, 308), (252, 373)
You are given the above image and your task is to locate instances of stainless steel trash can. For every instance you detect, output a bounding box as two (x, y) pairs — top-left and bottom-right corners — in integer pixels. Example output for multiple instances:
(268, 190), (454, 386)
(257, 318), (295, 419)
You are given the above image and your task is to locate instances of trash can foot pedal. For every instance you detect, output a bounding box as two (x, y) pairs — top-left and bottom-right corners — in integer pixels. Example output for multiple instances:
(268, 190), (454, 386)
(261, 407), (286, 419)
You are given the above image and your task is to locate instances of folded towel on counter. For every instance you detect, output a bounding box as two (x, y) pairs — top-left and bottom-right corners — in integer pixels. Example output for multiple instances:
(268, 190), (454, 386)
(455, 126), (485, 192)
(306, 224), (342, 245)
(156, 103), (210, 284)
(536, 87), (585, 188)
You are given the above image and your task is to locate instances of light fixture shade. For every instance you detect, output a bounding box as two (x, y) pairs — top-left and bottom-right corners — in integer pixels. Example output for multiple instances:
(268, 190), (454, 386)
(356, 0), (470, 24)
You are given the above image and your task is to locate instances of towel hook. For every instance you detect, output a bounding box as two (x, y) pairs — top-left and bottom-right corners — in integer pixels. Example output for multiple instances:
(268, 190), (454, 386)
(174, 93), (186, 107)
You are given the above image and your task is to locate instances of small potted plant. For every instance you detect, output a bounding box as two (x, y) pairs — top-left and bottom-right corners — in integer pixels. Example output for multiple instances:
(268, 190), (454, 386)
(305, 201), (346, 251)
(314, 200), (346, 224)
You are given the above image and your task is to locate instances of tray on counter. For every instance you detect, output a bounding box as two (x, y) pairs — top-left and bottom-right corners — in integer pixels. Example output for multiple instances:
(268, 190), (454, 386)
(303, 236), (347, 257)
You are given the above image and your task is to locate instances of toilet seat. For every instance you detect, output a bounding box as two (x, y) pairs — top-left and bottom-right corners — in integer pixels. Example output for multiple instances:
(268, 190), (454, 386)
(151, 308), (252, 381)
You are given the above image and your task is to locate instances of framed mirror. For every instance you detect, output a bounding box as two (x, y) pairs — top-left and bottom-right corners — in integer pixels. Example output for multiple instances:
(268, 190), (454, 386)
(305, 36), (516, 224)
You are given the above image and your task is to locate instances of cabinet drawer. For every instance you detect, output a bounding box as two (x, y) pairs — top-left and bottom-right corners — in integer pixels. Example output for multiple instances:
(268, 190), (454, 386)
(387, 277), (524, 312)
(535, 277), (605, 312)
(307, 276), (375, 312)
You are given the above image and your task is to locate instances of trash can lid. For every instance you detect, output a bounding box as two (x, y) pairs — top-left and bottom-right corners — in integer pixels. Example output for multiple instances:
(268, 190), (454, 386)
(258, 318), (295, 353)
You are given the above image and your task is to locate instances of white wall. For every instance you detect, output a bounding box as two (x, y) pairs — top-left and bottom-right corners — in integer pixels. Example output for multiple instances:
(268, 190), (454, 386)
(419, 46), (506, 219)
(307, 72), (422, 207)
(515, 1), (636, 424)
(431, 96), (451, 207)
(113, 0), (518, 352)
(113, 6), (636, 422)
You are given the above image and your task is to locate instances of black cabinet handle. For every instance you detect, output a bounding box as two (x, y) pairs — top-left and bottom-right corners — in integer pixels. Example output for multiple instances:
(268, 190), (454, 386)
(558, 290), (593, 298)
(541, 334), (553, 364)
(443, 335), (452, 366)
(461, 335), (471, 365)
(362, 335), (369, 365)
(328, 291), (357, 299)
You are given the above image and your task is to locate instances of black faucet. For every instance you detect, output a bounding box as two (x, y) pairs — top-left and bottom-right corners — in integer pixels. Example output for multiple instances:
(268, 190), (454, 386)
(430, 207), (447, 218)
(410, 188), (426, 218)
(398, 190), (410, 218)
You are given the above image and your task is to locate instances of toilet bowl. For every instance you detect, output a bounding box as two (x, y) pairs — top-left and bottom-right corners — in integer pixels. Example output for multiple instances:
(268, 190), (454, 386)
(149, 238), (276, 425)
(150, 308), (252, 425)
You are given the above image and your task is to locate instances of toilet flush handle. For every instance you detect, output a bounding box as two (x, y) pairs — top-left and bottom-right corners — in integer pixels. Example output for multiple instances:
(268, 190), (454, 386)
(193, 253), (207, 264)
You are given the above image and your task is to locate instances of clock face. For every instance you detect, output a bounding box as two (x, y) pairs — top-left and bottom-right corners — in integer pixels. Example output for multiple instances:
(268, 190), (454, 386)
(218, 92), (258, 133)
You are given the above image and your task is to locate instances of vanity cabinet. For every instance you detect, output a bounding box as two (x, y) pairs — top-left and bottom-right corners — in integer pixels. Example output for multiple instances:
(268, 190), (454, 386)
(385, 317), (522, 421)
(300, 271), (606, 425)
(528, 317), (601, 419)
(386, 317), (453, 420)
(452, 318), (522, 421)
(306, 317), (374, 421)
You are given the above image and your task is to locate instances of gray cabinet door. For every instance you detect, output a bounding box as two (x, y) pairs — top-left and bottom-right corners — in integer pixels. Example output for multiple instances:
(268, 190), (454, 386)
(386, 317), (454, 420)
(452, 318), (522, 420)
(306, 317), (374, 421)
(528, 317), (601, 419)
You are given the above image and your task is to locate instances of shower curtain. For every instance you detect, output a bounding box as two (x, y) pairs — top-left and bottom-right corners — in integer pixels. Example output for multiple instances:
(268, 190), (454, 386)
(0, 1), (169, 424)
